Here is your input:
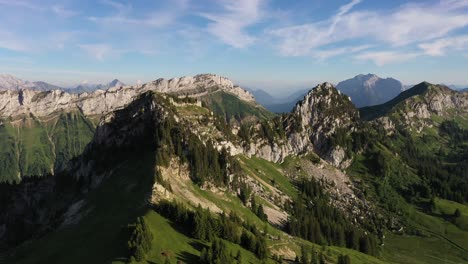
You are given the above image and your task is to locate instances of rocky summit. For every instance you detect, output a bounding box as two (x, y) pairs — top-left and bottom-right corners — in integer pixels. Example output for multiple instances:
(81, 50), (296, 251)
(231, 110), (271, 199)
(336, 74), (404, 107)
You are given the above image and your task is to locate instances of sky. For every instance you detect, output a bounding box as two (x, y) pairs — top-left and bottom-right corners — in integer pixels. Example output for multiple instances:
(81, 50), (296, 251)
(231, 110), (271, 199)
(0, 0), (467, 94)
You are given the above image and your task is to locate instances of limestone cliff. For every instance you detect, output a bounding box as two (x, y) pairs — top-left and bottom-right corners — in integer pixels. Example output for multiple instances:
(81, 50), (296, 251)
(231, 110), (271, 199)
(0, 74), (255, 119)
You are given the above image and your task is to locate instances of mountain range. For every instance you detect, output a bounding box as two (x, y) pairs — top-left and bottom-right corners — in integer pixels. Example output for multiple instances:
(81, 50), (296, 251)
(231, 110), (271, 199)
(0, 74), (126, 93)
(249, 74), (405, 112)
(1, 73), (467, 264)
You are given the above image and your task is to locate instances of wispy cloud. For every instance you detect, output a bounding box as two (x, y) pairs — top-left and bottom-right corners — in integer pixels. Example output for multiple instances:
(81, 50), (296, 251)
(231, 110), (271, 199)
(269, 0), (468, 63)
(355, 51), (420, 66)
(52, 5), (79, 18)
(0, 0), (44, 11)
(268, 0), (362, 56)
(200, 0), (264, 48)
(314, 45), (371, 60)
(91, 0), (187, 28)
(78, 44), (123, 61)
(0, 0), (78, 17)
(419, 35), (468, 56)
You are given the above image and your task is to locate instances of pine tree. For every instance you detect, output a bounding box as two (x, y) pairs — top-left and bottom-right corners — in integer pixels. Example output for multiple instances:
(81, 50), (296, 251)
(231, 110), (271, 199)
(236, 250), (242, 264)
(318, 252), (325, 264)
(127, 217), (153, 262)
(454, 208), (461, 218)
(300, 245), (309, 264)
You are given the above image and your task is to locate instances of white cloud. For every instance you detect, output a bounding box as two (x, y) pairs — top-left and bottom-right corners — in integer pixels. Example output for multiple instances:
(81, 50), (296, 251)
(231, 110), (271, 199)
(268, 0), (362, 56)
(92, 0), (187, 28)
(52, 5), (79, 18)
(0, 0), (78, 18)
(269, 0), (468, 59)
(419, 35), (468, 56)
(0, 0), (44, 11)
(101, 0), (132, 14)
(313, 45), (371, 60)
(200, 0), (263, 48)
(355, 51), (420, 66)
(78, 44), (122, 61)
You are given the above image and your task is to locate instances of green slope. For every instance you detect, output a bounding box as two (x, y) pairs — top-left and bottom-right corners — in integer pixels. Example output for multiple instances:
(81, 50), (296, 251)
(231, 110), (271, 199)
(0, 112), (95, 183)
(359, 82), (430, 120)
(201, 91), (275, 123)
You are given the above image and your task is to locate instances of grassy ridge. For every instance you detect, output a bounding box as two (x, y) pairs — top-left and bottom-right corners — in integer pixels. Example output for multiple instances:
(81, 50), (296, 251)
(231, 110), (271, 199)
(359, 82), (430, 120)
(201, 91), (275, 123)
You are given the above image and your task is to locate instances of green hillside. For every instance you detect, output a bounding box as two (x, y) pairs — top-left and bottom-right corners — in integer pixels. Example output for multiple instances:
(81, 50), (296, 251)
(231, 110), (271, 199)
(0, 112), (95, 183)
(201, 91), (275, 123)
(359, 82), (430, 120)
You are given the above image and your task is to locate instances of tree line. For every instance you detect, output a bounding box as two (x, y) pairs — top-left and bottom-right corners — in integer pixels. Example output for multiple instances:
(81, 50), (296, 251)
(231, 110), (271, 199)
(285, 178), (379, 256)
(154, 200), (268, 261)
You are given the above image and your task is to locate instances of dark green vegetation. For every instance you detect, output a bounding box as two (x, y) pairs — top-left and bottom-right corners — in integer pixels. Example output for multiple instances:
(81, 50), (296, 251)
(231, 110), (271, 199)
(127, 217), (153, 262)
(156, 201), (268, 260)
(286, 179), (379, 255)
(0, 111), (95, 183)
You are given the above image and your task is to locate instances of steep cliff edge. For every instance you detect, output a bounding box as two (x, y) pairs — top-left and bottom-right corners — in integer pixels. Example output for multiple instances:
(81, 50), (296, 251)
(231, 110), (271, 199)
(0, 74), (256, 119)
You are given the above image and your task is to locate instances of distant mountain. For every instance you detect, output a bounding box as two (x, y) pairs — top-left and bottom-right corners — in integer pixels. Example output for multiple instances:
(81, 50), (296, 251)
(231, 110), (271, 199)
(31, 81), (63, 91)
(0, 74), (64, 91)
(459, 88), (468, 93)
(0, 74), (33, 91)
(247, 88), (276, 106)
(65, 79), (126, 93)
(444, 84), (459, 90)
(336, 74), (404, 107)
(263, 89), (309, 113)
(247, 87), (310, 113)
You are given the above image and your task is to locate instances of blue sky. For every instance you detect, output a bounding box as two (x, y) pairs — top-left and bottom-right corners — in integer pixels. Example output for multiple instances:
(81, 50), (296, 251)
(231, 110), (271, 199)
(0, 0), (467, 93)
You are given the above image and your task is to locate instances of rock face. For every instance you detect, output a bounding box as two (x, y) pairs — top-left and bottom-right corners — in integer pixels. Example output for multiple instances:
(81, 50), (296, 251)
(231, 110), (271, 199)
(288, 83), (359, 167)
(244, 83), (359, 168)
(369, 83), (468, 132)
(336, 74), (403, 107)
(0, 74), (255, 118)
(144, 74), (255, 102)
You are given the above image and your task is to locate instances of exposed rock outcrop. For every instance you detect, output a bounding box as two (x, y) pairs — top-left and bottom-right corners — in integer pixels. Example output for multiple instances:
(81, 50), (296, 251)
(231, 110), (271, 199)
(0, 74), (255, 119)
(372, 83), (468, 132)
(286, 83), (358, 167)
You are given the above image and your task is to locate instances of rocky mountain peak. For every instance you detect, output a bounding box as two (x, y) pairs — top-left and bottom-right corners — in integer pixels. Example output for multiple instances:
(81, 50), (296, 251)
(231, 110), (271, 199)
(146, 73), (255, 102)
(361, 82), (468, 131)
(336, 73), (403, 107)
(285, 83), (359, 168)
(0, 74), (32, 91)
(107, 79), (125, 88)
(293, 82), (357, 124)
